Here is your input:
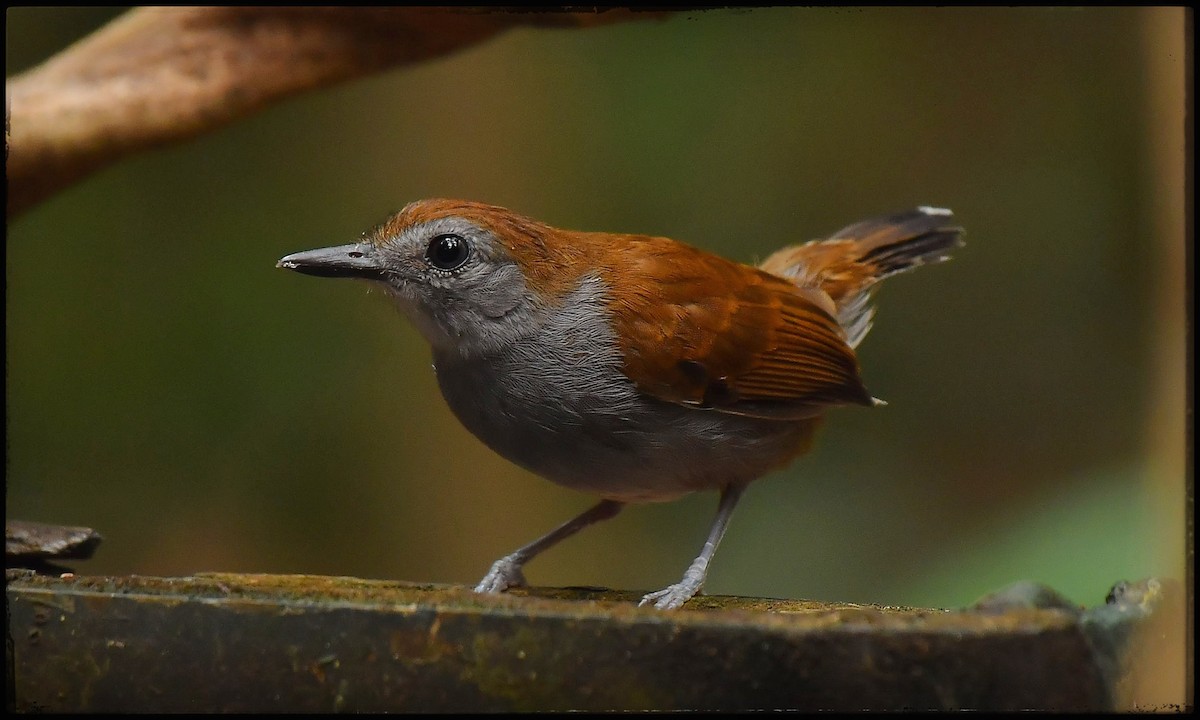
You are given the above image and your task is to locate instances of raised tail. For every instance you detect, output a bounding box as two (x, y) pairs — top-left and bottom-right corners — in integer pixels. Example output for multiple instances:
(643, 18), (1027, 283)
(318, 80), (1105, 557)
(759, 206), (964, 349)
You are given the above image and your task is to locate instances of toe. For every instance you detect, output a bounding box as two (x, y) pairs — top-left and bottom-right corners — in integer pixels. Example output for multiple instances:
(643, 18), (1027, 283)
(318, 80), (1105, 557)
(474, 557), (526, 594)
(638, 583), (697, 610)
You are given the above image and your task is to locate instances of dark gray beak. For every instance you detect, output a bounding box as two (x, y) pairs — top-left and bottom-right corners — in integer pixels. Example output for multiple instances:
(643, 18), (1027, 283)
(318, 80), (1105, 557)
(276, 243), (386, 280)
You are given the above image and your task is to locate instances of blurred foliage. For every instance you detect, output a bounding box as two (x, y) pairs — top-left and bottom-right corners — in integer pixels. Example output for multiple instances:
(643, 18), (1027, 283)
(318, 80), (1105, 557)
(6, 7), (1187, 610)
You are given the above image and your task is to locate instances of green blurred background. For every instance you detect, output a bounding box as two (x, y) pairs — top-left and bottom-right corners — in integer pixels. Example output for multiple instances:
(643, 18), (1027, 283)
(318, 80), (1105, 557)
(6, 7), (1188, 612)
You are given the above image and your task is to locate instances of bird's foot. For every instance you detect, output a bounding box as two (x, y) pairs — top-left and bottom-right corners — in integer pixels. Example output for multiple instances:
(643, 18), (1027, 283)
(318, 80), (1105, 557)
(639, 580), (702, 610)
(474, 555), (527, 594)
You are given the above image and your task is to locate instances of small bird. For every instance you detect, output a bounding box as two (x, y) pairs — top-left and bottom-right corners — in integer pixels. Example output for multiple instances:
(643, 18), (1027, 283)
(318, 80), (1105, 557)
(278, 200), (963, 609)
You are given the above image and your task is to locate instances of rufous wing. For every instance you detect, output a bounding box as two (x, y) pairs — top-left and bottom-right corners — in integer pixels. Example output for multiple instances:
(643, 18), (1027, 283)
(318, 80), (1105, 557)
(599, 235), (874, 420)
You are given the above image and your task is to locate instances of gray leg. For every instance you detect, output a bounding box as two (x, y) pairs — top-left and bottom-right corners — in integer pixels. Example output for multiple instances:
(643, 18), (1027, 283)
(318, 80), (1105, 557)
(475, 499), (625, 594)
(639, 484), (746, 610)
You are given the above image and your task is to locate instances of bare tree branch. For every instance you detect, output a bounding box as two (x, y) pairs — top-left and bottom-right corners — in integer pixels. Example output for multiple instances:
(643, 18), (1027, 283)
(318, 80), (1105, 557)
(5, 7), (662, 218)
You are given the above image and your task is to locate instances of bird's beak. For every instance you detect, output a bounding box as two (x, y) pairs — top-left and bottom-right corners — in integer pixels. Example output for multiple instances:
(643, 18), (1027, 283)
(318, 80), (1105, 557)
(276, 243), (387, 280)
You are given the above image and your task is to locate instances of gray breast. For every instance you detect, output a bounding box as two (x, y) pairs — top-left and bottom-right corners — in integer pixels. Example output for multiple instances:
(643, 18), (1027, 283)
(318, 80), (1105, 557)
(433, 276), (809, 502)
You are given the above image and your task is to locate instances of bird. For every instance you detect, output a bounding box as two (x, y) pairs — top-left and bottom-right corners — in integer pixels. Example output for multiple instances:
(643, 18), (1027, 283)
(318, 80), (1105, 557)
(277, 199), (963, 609)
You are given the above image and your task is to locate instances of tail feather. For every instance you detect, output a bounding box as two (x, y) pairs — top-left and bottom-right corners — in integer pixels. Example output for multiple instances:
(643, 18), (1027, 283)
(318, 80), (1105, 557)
(859, 226), (962, 277)
(760, 206), (964, 348)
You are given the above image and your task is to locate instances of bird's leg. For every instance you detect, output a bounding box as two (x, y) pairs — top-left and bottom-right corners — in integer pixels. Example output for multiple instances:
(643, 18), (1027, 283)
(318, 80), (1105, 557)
(475, 499), (625, 594)
(640, 483), (746, 610)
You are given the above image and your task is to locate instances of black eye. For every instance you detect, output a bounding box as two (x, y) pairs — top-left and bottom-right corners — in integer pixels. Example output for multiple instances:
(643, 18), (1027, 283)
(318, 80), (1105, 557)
(425, 233), (470, 271)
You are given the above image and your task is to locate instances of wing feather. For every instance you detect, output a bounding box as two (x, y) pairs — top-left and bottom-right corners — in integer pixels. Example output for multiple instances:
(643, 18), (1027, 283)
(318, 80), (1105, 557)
(598, 234), (872, 420)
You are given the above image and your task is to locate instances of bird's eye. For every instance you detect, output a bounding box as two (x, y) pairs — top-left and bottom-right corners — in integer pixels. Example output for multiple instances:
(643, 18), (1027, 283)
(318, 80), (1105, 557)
(425, 233), (470, 271)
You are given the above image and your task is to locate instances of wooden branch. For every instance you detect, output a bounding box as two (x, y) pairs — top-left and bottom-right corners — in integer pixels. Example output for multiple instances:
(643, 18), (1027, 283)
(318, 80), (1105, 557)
(5, 7), (661, 218)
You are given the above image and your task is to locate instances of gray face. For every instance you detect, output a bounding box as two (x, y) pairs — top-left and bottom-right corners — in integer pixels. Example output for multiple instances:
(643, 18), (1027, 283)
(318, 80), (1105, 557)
(279, 216), (539, 359)
(372, 216), (538, 358)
